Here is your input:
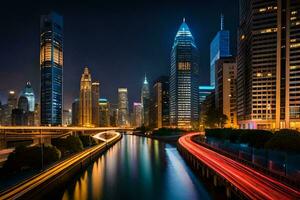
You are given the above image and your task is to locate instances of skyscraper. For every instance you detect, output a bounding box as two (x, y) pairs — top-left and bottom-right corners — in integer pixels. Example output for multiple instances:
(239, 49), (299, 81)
(79, 67), (92, 127)
(99, 98), (110, 127)
(141, 75), (150, 127)
(71, 98), (79, 126)
(170, 18), (200, 129)
(20, 81), (35, 112)
(92, 81), (100, 126)
(133, 102), (142, 127)
(210, 14), (231, 86)
(215, 57), (237, 128)
(118, 88), (129, 127)
(237, 0), (300, 129)
(40, 12), (63, 125)
(151, 76), (170, 128)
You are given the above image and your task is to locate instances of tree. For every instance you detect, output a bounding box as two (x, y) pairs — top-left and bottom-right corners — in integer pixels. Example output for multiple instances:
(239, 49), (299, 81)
(204, 108), (228, 128)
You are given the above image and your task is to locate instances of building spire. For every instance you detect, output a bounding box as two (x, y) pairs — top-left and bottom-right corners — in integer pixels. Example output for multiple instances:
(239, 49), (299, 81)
(220, 13), (224, 30)
(144, 73), (148, 84)
(183, 17), (185, 23)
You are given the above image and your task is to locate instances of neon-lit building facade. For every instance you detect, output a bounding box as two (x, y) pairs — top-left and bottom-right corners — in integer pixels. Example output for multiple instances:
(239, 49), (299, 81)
(40, 12), (63, 125)
(210, 14), (231, 86)
(170, 19), (200, 129)
(118, 88), (129, 127)
(237, 0), (300, 129)
(79, 67), (92, 127)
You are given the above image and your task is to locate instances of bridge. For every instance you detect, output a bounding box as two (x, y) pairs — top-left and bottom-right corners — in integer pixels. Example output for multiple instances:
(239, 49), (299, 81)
(178, 132), (300, 199)
(0, 126), (133, 148)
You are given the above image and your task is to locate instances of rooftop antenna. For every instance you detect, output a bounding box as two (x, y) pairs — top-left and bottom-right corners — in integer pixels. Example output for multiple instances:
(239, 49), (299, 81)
(183, 17), (186, 22)
(220, 13), (224, 30)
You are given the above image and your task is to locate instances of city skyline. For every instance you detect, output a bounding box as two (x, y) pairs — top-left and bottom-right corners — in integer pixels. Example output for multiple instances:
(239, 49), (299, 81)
(0, 0), (238, 109)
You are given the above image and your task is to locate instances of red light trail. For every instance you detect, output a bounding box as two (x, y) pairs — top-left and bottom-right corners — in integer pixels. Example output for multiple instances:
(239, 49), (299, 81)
(178, 133), (300, 200)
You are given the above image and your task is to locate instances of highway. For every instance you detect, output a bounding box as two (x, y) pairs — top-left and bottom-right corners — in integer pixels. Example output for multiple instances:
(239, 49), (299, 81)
(0, 131), (121, 200)
(178, 133), (300, 200)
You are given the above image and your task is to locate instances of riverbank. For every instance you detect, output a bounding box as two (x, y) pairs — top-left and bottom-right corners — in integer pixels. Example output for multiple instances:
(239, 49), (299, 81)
(0, 132), (122, 200)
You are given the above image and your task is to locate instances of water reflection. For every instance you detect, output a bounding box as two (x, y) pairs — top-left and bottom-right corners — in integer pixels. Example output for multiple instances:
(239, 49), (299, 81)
(60, 135), (211, 200)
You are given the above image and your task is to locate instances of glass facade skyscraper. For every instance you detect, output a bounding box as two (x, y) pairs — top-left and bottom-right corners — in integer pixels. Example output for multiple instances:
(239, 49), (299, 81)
(210, 15), (231, 86)
(141, 75), (150, 127)
(40, 12), (63, 125)
(170, 19), (200, 129)
(118, 88), (129, 127)
(20, 81), (35, 112)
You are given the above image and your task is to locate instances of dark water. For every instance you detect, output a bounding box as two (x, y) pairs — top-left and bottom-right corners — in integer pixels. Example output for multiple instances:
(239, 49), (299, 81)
(59, 135), (212, 200)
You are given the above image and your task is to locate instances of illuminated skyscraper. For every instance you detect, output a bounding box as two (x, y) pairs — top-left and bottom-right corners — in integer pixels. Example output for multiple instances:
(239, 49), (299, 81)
(141, 75), (150, 127)
(40, 12), (63, 125)
(99, 98), (110, 127)
(118, 88), (129, 127)
(92, 81), (100, 126)
(151, 76), (170, 128)
(79, 67), (92, 127)
(133, 102), (142, 127)
(71, 98), (79, 126)
(215, 57), (237, 128)
(210, 14), (231, 86)
(20, 81), (35, 112)
(170, 18), (200, 129)
(237, 0), (300, 129)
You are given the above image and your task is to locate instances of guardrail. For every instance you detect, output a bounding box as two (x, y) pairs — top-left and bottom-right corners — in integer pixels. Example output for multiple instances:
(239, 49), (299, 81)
(0, 131), (122, 200)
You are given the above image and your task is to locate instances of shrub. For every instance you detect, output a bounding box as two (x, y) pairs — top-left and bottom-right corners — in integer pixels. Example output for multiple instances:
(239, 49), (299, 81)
(79, 135), (97, 147)
(3, 144), (61, 174)
(52, 135), (84, 156)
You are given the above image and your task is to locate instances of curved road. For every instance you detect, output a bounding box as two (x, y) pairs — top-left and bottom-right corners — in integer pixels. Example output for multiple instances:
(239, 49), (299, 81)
(178, 133), (300, 200)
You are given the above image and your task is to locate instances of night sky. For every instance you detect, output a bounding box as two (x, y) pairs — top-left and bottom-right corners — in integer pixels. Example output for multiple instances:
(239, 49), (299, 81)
(0, 0), (238, 110)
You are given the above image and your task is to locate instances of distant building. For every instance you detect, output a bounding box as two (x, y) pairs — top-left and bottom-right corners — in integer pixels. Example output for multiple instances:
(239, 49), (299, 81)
(0, 91), (17, 125)
(118, 88), (129, 127)
(99, 98), (110, 127)
(79, 67), (93, 127)
(20, 81), (35, 112)
(199, 85), (215, 105)
(215, 57), (237, 128)
(141, 75), (150, 127)
(151, 76), (169, 128)
(40, 12), (63, 125)
(63, 109), (72, 126)
(8, 90), (17, 109)
(34, 103), (40, 126)
(199, 91), (216, 130)
(133, 102), (142, 127)
(210, 14), (231, 86)
(170, 18), (200, 129)
(237, 0), (300, 129)
(72, 98), (79, 126)
(92, 81), (100, 127)
(110, 103), (118, 127)
(11, 109), (26, 126)
(18, 96), (29, 112)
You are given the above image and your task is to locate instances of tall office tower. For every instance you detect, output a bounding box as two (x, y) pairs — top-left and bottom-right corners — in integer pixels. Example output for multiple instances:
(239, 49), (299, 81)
(40, 12), (63, 125)
(237, 0), (300, 129)
(215, 57), (237, 128)
(118, 88), (129, 127)
(92, 81), (100, 126)
(110, 103), (118, 127)
(79, 67), (92, 127)
(8, 91), (17, 109)
(18, 96), (29, 112)
(170, 18), (200, 129)
(141, 75), (150, 127)
(133, 102), (142, 127)
(210, 14), (231, 86)
(34, 103), (40, 126)
(99, 98), (110, 127)
(151, 76), (170, 128)
(20, 81), (35, 112)
(71, 98), (79, 126)
(63, 109), (72, 126)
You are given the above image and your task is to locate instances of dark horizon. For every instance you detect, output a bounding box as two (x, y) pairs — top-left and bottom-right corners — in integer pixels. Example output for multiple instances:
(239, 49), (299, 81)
(0, 0), (238, 109)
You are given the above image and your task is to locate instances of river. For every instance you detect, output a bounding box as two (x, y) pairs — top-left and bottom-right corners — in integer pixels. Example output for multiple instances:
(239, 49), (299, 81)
(58, 135), (212, 200)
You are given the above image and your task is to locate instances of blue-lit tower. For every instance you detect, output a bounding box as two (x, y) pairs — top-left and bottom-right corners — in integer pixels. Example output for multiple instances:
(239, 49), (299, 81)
(40, 12), (63, 125)
(20, 81), (35, 112)
(170, 18), (200, 129)
(210, 14), (231, 86)
(141, 74), (150, 127)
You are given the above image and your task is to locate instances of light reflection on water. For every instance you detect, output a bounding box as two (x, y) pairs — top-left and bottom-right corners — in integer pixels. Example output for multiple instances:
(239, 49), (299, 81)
(60, 135), (211, 200)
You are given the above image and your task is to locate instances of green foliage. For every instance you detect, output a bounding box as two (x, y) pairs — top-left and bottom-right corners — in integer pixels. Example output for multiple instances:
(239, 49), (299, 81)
(204, 108), (228, 128)
(52, 135), (84, 156)
(265, 129), (300, 153)
(152, 128), (185, 136)
(3, 144), (61, 174)
(135, 125), (151, 133)
(79, 135), (97, 148)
